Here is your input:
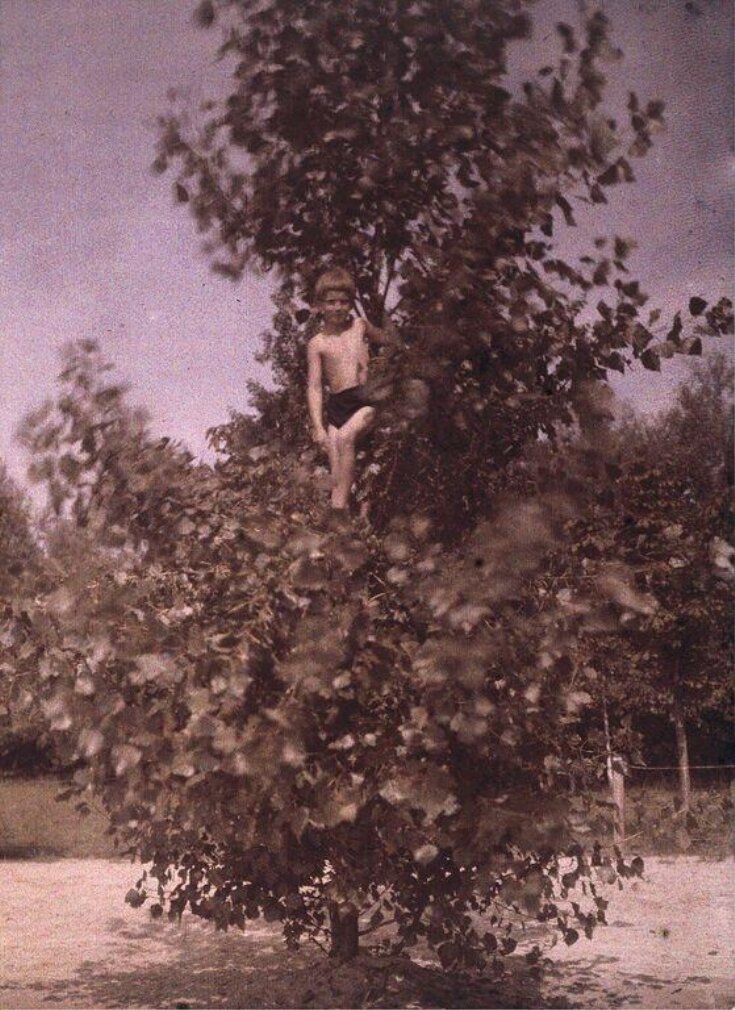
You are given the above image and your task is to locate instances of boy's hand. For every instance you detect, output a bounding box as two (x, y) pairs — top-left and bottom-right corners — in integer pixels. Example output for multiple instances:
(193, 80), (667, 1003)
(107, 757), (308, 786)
(313, 427), (328, 449)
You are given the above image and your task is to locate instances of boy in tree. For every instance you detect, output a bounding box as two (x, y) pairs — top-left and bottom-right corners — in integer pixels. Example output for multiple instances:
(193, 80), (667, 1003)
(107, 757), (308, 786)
(306, 268), (381, 513)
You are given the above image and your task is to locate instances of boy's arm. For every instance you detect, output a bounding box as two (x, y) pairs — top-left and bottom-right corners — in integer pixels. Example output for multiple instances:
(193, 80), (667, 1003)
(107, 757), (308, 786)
(362, 316), (398, 348)
(362, 318), (382, 345)
(306, 337), (327, 444)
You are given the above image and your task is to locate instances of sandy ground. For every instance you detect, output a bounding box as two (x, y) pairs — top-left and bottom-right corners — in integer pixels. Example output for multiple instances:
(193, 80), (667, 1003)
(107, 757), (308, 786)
(0, 856), (732, 1009)
(537, 857), (733, 1009)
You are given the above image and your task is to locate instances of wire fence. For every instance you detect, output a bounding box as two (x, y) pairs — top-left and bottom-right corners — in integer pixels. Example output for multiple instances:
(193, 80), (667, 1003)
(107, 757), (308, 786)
(604, 759), (733, 850)
(628, 764), (735, 771)
(626, 763), (734, 791)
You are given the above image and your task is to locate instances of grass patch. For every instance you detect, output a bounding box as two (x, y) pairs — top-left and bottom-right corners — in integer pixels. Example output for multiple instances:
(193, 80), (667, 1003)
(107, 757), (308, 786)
(0, 775), (117, 859)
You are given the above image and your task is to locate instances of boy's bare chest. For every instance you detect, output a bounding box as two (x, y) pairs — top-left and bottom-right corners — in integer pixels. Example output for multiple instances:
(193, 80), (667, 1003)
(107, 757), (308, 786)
(319, 325), (363, 367)
(319, 324), (366, 390)
(321, 333), (359, 363)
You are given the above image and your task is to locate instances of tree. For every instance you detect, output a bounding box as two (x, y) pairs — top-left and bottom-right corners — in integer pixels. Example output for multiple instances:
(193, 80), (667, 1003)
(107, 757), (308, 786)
(13, 0), (731, 972)
(524, 354), (733, 813)
(606, 356), (734, 811)
(0, 463), (46, 769)
(0, 462), (38, 589)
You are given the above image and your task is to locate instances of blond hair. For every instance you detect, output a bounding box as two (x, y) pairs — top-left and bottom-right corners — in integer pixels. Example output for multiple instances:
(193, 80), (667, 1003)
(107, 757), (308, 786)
(313, 267), (356, 303)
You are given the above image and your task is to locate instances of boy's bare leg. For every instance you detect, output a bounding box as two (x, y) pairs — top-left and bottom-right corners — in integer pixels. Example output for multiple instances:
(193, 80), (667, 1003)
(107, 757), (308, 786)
(333, 439), (356, 511)
(331, 406), (375, 510)
(326, 425), (341, 508)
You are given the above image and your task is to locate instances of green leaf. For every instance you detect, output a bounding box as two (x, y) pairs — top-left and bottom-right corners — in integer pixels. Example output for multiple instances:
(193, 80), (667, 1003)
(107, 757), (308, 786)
(679, 336), (702, 356)
(556, 195), (576, 226)
(639, 348), (660, 371)
(125, 888), (146, 909)
(437, 941), (459, 968)
(193, 0), (215, 28)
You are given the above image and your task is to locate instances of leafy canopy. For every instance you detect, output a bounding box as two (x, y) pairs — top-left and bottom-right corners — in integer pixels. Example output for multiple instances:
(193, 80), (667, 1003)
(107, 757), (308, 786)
(157, 0), (729, 533)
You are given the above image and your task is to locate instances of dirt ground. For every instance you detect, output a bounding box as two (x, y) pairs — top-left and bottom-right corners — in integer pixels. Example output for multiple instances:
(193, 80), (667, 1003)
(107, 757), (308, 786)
(0, 856), (732, 1009)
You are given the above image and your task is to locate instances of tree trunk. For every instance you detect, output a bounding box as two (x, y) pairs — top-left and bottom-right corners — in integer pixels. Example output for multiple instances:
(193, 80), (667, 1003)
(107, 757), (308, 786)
(329, 901), (359, 960)
(673, 708), (691, 813)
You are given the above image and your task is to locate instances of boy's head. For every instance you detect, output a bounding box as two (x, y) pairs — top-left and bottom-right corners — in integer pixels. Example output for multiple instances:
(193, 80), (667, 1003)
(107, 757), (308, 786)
(314, 267), (356, 304)
(314, 268), (355, 326)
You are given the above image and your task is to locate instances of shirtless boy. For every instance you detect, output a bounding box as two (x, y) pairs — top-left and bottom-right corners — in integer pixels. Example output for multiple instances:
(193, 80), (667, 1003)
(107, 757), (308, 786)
(307, 268), (380, 512)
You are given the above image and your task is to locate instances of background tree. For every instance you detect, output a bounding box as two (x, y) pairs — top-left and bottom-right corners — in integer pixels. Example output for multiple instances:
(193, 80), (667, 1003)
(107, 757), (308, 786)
(0, 462), (38, 589)
(519, 355), (734, 812)
(0, 463), (45, 769)
(603, 355), (733, 811)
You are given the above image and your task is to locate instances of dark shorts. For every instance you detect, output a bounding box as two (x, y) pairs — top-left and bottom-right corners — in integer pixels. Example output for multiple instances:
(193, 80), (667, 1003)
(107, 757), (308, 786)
(326, 385), (371, 429)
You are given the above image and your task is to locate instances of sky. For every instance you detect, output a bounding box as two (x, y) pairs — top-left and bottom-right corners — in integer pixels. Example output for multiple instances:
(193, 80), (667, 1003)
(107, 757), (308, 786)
(1, 0), (732, 495)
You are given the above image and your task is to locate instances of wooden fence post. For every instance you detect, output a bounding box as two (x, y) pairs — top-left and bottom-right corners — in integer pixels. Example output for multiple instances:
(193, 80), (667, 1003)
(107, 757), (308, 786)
(603, 702), (626, 848)
(610, 754), (626, 848)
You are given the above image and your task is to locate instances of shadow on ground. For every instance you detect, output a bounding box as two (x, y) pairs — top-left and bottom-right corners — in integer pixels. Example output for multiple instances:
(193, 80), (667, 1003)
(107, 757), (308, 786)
(35, 916), (560, 1010)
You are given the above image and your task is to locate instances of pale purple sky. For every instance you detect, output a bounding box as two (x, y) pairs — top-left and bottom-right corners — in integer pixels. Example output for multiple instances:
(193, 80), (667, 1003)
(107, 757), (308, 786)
(1, 0), (732, 492)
